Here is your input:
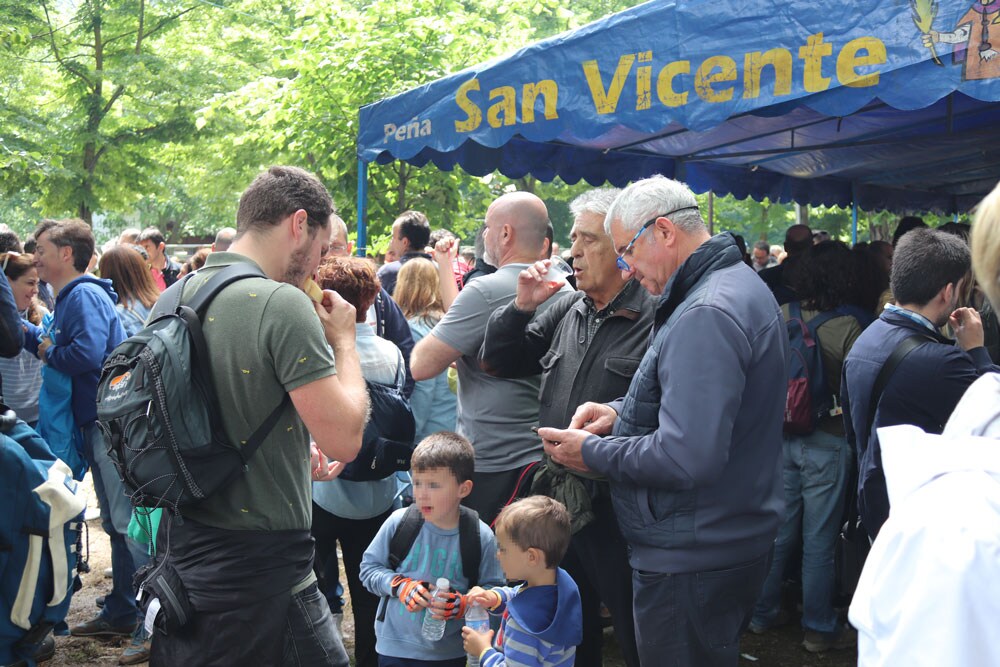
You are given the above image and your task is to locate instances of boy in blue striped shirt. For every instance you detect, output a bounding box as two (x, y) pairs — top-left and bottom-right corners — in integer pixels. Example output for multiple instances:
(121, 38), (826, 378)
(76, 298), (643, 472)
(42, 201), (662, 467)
(462, 497), (582, 667)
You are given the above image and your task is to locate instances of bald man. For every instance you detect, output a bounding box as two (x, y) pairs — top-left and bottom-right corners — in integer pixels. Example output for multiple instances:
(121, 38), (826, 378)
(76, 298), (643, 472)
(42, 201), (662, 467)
(411, 192), (572, 524)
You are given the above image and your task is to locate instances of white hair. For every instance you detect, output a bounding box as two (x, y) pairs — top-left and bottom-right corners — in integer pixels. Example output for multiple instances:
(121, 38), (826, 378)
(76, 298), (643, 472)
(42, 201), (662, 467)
(605, 175), (705, 236)
(569, 187), (622, 220)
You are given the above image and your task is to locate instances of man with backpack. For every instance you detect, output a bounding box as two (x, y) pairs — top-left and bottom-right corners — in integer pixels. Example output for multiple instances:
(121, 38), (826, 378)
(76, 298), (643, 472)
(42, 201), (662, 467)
(146, 166), (368, 666)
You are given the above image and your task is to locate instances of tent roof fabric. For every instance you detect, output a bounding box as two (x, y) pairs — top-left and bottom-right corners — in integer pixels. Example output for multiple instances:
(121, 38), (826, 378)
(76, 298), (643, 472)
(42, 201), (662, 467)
(358, 0), (1000, 214)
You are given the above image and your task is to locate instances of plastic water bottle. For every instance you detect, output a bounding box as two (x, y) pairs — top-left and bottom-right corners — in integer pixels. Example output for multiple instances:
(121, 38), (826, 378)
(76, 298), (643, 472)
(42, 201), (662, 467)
(465, 601), (490, 667)
(421, 577), (450, 641)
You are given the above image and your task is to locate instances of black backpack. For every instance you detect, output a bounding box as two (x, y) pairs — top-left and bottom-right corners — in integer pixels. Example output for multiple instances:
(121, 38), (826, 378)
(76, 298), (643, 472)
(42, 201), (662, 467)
(337, 363), (416, 482)
(784, 301), (841, 435)
(96, 264), (287, 515)
(376, 504), (481, 621)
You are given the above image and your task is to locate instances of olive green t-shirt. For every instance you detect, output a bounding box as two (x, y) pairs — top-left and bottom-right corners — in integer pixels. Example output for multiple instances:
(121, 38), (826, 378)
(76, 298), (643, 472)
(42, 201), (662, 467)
(181, 253), (336, 531)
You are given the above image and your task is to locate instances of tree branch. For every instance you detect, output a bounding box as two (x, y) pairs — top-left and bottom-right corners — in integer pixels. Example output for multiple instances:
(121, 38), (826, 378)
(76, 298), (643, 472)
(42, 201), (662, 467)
(101, 6), (198, 49)
(100, 85), (125, 116)
(40, 0), (93, 88)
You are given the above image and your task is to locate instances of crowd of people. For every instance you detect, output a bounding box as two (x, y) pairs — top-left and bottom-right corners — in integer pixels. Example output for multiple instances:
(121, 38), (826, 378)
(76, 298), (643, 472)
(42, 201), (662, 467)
(2, 165), (1000, 667)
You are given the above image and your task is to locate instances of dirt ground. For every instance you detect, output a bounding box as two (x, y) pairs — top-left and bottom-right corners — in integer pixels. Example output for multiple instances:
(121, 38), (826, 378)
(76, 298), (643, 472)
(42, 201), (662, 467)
(51, 475), (857, 667)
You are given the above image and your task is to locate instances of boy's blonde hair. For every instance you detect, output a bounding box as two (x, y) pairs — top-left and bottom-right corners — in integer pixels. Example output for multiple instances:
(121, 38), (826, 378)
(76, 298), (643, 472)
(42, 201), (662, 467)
(494, 496), (571, 569)
(973, 181), (1000, 310)
(410, 431), (475, 483)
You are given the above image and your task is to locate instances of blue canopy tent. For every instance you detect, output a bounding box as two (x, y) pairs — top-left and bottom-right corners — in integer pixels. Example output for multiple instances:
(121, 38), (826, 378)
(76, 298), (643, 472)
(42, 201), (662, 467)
(356, 0), (1000, 250)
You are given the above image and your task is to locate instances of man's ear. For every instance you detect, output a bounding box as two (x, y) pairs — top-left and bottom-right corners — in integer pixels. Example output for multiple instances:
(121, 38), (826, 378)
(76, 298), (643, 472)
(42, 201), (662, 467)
(59, 245), (74, 266)
(941, 281), (956, 305)
(457, 479), (473, 500)
(290, 209), (309, 242)
(653, 216), (677, 246)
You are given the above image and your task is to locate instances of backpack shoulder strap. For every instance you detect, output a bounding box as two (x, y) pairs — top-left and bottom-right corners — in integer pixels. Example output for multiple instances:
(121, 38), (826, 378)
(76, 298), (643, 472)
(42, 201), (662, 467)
(458, 506), (482, 589)
(388, 504), (424, 572)
(167, 263), (277, 464)
(185, 264), (266, 315)
(805, 308), (840, 334)
(865, 334), (933, 439)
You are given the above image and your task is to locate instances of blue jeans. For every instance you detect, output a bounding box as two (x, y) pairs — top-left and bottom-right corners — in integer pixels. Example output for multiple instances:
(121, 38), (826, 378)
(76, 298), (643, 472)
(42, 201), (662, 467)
(283, 583), (350, 667)
(83, 423), (148, 626)
(752, 431), (850, 633)
(632, 551), (772, 667)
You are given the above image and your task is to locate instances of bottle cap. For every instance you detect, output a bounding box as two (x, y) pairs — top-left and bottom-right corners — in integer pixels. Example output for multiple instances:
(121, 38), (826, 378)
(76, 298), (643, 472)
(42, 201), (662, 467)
(435, 577), (450, 591)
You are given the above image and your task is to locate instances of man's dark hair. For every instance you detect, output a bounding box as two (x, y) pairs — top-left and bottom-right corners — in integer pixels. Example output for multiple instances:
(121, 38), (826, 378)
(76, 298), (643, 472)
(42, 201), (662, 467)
(43, 219), (95, 273)
(394, 210), (430, 250)
(237, 166), (334, 235)
(794, 241), (856, 312)
(0, 225), (22, 254)
(33, 219), (60, 243)
(753, 240), (770, 253)
(937, 221), (971, 244)
(545, 222), (554, 259)
(891, 228), (970, 306)
(410, 431), (475, 483)
(784, 224), (813, 256)
(892, 216), (927, 247)
(137, 227), (166, 246)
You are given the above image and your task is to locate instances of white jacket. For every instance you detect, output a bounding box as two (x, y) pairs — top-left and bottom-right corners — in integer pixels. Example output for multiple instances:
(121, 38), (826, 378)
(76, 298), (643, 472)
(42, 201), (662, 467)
(850, 373), (1000, 667)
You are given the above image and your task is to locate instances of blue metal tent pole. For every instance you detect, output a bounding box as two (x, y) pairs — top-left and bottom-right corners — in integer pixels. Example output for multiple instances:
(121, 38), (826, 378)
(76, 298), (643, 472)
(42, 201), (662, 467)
(356, 159), (368, 257)
(851, 182), (859, 245)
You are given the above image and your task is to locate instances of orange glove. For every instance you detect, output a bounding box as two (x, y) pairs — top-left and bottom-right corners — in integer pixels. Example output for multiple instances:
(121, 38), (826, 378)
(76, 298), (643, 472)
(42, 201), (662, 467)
(437, 591), (468, 620)
(391, 575), (430, 612)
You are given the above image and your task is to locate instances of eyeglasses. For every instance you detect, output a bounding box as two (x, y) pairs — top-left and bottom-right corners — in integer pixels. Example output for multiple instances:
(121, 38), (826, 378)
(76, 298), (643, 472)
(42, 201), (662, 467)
(615, 206), (699, 272)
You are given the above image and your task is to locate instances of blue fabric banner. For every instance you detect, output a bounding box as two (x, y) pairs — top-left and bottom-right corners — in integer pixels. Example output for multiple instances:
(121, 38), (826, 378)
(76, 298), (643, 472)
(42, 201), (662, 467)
(358, 0), (1000, 213)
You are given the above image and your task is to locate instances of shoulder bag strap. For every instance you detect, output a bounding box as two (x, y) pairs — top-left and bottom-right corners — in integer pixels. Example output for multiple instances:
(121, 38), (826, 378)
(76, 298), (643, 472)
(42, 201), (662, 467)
(865, 334), (934, 439)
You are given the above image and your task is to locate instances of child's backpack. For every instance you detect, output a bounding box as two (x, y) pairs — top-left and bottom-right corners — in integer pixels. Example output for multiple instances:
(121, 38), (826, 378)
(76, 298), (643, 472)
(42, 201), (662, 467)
(376, 504), (482, 621)
(784, 301), (841, 435)
(0, 409), (86, 666)
(96, 264), (287, 515)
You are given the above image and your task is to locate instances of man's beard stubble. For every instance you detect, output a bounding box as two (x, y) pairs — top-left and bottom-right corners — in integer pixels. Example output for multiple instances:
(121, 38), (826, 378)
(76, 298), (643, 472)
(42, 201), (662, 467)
(282, 243), (313, 287)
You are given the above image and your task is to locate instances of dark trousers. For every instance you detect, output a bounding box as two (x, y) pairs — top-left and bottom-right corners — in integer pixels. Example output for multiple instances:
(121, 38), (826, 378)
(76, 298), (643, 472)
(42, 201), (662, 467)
(562, 497), (640, 667)
(632, 550), (772, 667)
(312, 502), (391, 667)
(463, 462), (537, 527)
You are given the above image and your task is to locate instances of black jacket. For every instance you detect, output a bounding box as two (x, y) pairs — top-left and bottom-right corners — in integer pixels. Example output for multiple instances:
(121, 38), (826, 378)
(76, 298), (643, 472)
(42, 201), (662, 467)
(481, 280), (654, 430)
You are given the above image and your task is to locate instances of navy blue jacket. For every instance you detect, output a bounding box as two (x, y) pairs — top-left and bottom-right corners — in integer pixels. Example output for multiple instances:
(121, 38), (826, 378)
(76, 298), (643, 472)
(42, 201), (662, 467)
(0, 276), (21, 359)
(24, 276), (125, 427)
(582, 234), (788, 574)
(373, 287), (415, 397)
(841, 309), (999, 540)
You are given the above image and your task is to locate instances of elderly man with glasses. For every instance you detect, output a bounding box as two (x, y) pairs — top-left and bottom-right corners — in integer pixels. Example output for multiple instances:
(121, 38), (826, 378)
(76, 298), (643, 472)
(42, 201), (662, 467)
(540, 175), (789, 667)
